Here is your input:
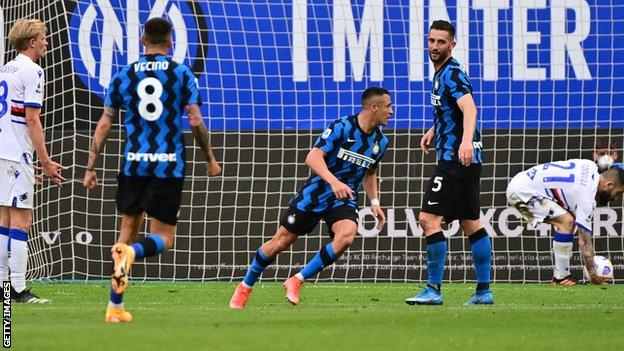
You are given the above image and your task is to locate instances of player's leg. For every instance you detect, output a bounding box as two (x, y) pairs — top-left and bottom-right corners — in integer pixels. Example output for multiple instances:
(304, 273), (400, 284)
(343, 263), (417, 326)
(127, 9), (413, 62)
(460, 164), (493, 305)
(284, 208), (358, 305)
(106, 212), (142, 323)
(462, 220), (493, 305)
(406, 162), (459, 305)
(230, 225), (298, 309)
(0, 206), (10, 283)
(546, 212), (576, 285)
(6, 207), (47, 303)
(0, 159), (46, 303)
(0, 160), (14, 283)
(404, 211), (446, 305)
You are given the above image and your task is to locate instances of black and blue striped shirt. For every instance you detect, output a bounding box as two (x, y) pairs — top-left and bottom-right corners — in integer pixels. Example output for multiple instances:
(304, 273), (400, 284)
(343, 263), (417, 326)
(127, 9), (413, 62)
(105, 54), (201, 178)
(430, 57), (483, 164)
(290, 115), (389, 212)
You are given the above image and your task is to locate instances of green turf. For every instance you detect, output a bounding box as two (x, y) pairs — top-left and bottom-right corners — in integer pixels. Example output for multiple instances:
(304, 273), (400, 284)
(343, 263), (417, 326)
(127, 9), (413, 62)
(8, 282), (624, 350)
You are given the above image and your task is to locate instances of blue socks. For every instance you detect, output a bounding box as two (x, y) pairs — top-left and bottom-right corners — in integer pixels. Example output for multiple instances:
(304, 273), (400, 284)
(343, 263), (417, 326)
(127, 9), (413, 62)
(469, 228), (492, 291)
(300, 242), (338, 280)
(243, 248), (274, 287)
(425, 232), (447, 289)
(131, 234), (166, 260)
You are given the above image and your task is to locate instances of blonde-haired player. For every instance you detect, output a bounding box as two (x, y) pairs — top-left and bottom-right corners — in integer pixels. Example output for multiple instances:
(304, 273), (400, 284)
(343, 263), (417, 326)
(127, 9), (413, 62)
(0, 18), (67, 303)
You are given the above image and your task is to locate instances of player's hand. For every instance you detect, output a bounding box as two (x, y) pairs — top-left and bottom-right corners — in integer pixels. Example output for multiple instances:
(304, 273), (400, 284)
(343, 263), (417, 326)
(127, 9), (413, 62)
(83, 169), (99, 189)
(33, 165), (44, 186)
(458, 140), (473, 167)
(207, 160), (222, 176)
(420, 128), (434, 154)
(42, 159), (68, 186)
(330, 181), (354, 200)
(588, 269), (608, 286)
(371, 204), (386, 230)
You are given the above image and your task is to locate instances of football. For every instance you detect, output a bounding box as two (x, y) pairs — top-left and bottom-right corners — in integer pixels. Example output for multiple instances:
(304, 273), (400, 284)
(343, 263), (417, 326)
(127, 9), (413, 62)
(583, 255), (614, 281)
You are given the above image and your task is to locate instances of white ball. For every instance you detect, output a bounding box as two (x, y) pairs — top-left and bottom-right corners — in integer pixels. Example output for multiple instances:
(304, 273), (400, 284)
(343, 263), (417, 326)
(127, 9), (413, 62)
(583, 255), (614, 281)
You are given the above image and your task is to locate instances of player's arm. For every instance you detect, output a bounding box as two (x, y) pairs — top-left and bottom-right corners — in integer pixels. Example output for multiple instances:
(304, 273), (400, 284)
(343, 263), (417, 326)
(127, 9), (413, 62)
(187, 104), (221, 176)
(305, 147), (353, 200)
(421, 126), (434, 154)
(577, 227), (607, 285)
(362, 169), (385, 229)
(25, 107), (67, 186)
(83, 106), (117, 189)
(457, 93), (477, 167)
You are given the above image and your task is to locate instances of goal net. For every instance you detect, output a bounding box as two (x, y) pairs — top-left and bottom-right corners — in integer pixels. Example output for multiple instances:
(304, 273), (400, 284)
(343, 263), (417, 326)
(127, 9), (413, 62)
(2, 0), (622, 283)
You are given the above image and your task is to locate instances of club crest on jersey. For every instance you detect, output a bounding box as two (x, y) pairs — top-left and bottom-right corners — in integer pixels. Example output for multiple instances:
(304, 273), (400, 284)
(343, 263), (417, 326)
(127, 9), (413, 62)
(434, 79), (440, 90)
(321, 128), (332, 139)
(68, 0), (207, 98)
(372, 142), (380, 155)
(337, 148), (374, 169)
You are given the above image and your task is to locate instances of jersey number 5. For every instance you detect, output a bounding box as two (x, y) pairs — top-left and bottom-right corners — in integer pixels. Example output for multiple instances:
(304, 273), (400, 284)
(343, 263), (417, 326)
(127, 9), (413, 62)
(432, 176), (443, 192)
(137, 77), (163, 121)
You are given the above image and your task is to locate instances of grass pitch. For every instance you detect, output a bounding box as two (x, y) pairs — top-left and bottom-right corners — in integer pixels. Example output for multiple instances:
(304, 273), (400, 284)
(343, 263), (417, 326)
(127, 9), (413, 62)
(9, 282), (624, 350)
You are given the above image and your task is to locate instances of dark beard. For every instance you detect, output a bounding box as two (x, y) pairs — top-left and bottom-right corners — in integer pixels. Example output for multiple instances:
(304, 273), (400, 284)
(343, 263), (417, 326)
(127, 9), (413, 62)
(429, 50), (448, 64)
(596, 191), (610, 206)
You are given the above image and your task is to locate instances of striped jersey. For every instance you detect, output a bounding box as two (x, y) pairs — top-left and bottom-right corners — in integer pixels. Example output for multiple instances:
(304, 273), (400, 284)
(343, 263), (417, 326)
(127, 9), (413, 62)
(105, 54), (201, 178)
(510, 159), (599, 232)
(290, 115), (389, 212)
(430, 57), (483, 164)
(0, 54), (45, 162)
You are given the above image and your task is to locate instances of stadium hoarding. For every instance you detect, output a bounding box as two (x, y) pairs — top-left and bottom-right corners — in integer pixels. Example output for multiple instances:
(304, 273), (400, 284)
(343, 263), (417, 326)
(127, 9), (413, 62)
(65, 0), (623, 130)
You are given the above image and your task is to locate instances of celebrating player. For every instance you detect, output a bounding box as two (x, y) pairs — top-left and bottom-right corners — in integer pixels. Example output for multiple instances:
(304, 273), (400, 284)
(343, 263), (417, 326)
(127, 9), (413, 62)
(405, 20), (492, 306)
(229, 87), (391, 309)
(0, 18), (67, 303)
(83, 17), (221, 323)
(507, 159), (624, 285)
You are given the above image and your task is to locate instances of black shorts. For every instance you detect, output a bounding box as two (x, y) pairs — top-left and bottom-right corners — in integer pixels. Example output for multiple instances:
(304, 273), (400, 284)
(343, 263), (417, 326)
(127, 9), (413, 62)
(421, 160), (482, 222)
(279, 206), (359, 237)
(116, 174), (184, 225)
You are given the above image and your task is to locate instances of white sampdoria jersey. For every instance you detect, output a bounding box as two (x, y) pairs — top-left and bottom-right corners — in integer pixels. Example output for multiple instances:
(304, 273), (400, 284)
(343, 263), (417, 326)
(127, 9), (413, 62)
(0, 54), (45, 162)
(507, 159), (599, 232)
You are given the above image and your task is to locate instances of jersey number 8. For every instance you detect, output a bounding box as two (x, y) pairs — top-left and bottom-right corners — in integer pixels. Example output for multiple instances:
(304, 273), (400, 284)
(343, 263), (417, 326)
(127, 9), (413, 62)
(137, 77), (163, 121)
(0, 80), (9, 118)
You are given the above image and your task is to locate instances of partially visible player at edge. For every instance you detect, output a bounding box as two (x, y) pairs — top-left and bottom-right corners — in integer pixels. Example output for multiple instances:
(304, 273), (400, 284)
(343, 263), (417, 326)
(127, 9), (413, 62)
(82, 17), (221, 323)
(405, 20), (492, 306)
(594, 137), (624, 174)
(507, 159), (624, 285)
(229, 87), (391, 309)
(0, 18), (67, 303)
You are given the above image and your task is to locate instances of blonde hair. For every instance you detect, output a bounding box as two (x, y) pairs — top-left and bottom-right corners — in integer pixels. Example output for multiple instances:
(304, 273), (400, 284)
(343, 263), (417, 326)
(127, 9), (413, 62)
(9, 18), (47, 51)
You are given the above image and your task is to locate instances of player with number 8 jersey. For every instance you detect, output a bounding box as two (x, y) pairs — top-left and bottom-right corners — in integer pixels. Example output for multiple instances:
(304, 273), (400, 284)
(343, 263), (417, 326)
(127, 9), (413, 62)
(106, 47), (197, 178)
(82, 17), (221, 323)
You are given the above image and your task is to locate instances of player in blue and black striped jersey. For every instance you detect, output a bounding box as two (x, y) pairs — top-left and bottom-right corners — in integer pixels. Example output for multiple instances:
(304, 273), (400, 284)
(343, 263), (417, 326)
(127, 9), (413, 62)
(405, 20), (493, 306)
(230, 87), (392, 309)
(82, 17), (221, 323)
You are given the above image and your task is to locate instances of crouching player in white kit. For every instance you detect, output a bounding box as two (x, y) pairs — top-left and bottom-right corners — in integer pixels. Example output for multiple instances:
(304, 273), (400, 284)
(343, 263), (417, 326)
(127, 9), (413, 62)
(0, 19), (67, 302)
(506, 159), (624, 285)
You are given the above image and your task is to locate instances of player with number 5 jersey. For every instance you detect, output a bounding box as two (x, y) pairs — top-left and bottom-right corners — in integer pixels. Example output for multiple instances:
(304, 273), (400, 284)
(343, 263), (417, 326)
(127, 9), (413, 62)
(405, 20), (492, 307)
(506, 159), (624, 285)
(82, 17), (221, 323)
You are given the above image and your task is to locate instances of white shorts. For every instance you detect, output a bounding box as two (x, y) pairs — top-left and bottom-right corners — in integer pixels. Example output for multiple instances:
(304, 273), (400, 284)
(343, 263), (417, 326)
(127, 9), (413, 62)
(506, 175), (567, 228)
(0, 156), (35, 209)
